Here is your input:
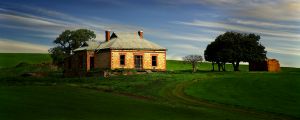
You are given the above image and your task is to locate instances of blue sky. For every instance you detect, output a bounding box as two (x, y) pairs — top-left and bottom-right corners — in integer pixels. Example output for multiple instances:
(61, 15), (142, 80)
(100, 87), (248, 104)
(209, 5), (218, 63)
(0, 0), (300, 67)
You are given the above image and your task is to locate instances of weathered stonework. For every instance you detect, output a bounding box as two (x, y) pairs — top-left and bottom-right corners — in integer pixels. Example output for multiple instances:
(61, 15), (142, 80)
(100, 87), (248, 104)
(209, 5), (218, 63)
(110, 50), (166, 71)
(267, 59), (280, 72)
(95, 50), (111, 69)
(63, 31), (167, 77)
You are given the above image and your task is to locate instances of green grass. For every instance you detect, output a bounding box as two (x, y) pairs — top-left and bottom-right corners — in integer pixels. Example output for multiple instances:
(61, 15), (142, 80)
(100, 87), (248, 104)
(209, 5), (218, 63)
(0, 86), (265, 120)
(0, 53), (51, 68)
(185, 71), (300, 117)
(0, 53), (300, 119)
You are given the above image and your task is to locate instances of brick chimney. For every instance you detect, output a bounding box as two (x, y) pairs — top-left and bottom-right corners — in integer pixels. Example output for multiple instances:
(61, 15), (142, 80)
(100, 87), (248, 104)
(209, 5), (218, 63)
(105, 30), (111, 42)
(138, 30), (143, 39)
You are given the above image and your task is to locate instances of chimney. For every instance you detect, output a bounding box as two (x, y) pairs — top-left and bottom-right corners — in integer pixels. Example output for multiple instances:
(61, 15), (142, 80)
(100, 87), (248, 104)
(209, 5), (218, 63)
(138, 30), (143, 39)
(105, 30), (111, 42)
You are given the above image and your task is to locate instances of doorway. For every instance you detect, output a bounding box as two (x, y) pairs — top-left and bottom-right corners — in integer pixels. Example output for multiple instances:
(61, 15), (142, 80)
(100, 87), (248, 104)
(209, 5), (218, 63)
(134, 55), (143, 69)
(90, 57), (94, 70)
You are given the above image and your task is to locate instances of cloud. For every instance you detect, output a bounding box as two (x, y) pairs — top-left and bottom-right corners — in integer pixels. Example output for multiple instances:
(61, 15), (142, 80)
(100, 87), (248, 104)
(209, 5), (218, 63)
(0, 38), (51, 53)
(236, 0), (300, 22)
(160, 0), (300, 23)
(173, 20), (300, 39)
(166, 54), (182, 60)
(0, 13), (63, 27)
(167, 44), (200, 51)
(159, 0), (241, 6)
(266, 47), (300, 56)
(230, 18), (300, 29)
(167, 33), (214, 42)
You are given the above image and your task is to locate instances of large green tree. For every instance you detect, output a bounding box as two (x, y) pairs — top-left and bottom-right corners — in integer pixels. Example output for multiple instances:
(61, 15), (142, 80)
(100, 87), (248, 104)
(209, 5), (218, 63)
(204, 32), (266, 71)
(49, 29), (96, 66)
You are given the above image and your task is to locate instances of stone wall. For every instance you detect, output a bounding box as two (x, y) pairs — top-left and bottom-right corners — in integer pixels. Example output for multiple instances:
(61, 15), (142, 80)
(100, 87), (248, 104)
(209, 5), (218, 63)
(267, 59), (280, 72)
(110, 50), (166, 71)
(63, 51), (86, 76)
(64, 49), (167, 77)
(86, 51), (94, 71)
(95, 50), (111, 69)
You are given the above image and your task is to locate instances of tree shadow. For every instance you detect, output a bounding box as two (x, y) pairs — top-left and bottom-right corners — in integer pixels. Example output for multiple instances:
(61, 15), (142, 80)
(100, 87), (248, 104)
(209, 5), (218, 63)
(166, 70), (214, 74)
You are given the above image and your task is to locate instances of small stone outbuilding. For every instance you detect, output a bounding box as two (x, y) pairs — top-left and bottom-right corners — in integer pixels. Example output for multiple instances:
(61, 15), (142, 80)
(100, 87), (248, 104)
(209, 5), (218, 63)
(63, 30), (167, 76)
(249, 59), (280, 72)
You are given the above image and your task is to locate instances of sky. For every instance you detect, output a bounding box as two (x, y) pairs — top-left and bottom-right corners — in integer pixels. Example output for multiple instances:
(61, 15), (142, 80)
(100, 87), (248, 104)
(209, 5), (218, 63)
(0, 0), (299, 67)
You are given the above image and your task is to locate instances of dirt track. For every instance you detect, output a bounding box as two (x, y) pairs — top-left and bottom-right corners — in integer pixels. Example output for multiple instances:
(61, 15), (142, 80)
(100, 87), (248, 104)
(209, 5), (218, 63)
(160, 80), (298, 120)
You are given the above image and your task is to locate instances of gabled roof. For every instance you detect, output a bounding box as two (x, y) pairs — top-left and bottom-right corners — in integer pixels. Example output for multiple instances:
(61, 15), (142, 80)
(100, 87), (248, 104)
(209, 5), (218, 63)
(74, 32), (166, 51)
(73, 40), (101, 51)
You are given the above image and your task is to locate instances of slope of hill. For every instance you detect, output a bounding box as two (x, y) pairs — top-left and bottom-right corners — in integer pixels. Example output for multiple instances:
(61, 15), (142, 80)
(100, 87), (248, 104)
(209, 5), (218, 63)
(0, 53), (51, 68)
(0, 53), (299, 120)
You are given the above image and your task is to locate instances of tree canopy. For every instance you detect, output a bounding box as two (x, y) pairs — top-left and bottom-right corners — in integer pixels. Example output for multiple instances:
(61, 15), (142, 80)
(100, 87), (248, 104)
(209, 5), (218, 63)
(49, 29), (96, 66)
(204, 32), (266, 71)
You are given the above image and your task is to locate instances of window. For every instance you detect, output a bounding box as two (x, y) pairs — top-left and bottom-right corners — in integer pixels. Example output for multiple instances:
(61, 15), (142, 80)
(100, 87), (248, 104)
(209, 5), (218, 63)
(120, 55), (125, 65)
(152, 56), (157, 66)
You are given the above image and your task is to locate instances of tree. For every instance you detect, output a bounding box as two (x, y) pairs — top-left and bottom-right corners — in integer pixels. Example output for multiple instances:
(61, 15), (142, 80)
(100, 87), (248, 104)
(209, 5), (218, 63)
(49, 29), (96, 67)
(204, 38), (230, 71)
(183, 55), (203, 72)
(204, 32), (266, 71)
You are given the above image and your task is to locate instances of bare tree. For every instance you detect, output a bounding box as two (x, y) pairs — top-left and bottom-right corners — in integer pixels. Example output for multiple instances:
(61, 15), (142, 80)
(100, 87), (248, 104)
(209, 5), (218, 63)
(183, 55), (203, 72)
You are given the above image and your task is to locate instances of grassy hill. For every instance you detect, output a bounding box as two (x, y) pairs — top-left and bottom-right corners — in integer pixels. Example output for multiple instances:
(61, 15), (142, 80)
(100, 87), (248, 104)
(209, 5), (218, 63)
(0, 53), (299, 120)
(0, 53), (51, 68)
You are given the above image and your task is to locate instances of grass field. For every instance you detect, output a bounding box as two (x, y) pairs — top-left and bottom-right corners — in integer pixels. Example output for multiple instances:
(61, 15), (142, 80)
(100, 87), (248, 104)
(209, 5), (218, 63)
(0, 53), (51, 68)
(0, 53), (299, 120)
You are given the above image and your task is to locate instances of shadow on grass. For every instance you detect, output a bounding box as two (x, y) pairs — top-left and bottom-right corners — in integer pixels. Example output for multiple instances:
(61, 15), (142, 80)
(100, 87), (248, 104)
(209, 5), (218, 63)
(167, 70), (217, 74)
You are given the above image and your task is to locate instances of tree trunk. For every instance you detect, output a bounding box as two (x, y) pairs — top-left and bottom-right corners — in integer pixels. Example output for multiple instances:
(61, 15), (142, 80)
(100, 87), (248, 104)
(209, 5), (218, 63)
(220, 63), (224, 71)
(223, 62), (226, 71)
(233, 61), (240, 71)
(232, 62), (236, 71)
(217, 62), (221, 71)
(192, 64), (196, 73)
(212, 62), (215, 71)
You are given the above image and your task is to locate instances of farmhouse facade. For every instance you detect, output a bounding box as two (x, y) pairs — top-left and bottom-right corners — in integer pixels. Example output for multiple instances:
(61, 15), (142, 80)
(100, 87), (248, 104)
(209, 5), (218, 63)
(249, 59), (280, 72)
(63, 31), (167, 76)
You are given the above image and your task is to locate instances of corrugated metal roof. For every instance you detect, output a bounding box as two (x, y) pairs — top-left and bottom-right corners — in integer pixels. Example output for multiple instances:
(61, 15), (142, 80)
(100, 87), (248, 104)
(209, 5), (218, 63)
(74, 32), (166, 51)
(74, 40), (101, 51)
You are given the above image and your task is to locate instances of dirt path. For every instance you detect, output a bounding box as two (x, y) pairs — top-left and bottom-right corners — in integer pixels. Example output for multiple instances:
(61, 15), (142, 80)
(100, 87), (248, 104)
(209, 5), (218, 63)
(161, 80), (298, 120)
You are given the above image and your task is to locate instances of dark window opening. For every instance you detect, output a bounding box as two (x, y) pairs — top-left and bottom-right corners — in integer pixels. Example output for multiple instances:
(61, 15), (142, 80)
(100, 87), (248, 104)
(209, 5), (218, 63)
(82, 56), (86, 70)
(120, 55), (125, 65)
(152, 56), (157, 66)
(90, 57), (94, 70)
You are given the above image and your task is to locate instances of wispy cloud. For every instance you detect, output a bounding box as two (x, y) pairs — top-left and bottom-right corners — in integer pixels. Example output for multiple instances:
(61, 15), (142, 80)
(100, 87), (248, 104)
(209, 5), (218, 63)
(167, 33), (213, 42)
(0, 6), (139, 42)
(160, 0), (300, 22)
(266, 47), (300, 56)
(230, 18), (300, 29)
(0, 13), (63, 27)
(167, 44), (200, 51)
(236, 0), (300, 22)
(166, 54), (182, 60)
(0, 38), (51, 53)
(173, 20), (300, 39)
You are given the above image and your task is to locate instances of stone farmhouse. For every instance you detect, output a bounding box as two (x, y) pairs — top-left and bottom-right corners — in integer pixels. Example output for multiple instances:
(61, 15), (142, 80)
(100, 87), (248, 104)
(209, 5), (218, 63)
(63, 30), (167, 76)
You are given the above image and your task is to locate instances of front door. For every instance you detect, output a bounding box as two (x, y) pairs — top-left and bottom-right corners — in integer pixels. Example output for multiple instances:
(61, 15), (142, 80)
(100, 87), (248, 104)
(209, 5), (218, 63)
(134, 55), (143, 69)
(90, 57), (94, 70)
